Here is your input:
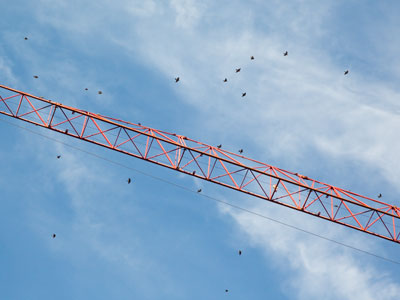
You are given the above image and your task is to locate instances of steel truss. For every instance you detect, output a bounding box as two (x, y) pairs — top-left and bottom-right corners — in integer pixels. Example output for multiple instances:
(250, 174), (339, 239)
(1, 84), (399, 244)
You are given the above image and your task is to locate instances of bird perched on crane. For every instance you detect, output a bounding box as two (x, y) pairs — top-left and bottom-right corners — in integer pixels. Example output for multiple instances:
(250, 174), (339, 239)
(238, 149), (243, 154)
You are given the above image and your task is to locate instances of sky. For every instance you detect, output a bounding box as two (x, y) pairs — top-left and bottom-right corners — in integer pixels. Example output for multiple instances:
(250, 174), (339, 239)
(1, 0), (400, 299)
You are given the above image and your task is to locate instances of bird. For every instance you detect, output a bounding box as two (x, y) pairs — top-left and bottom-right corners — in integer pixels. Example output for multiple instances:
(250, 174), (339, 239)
(85, 88), (88, 91)
(197, 189), (202, 193)
(65, 129), (69, 134)
(238, 250), (242, 255)
(24, 37), (28, 40)
(192, 171), (196, 175)
(138, 122), (141, 126)
(334, 205), (338, 208)
(250, 56), (254, 60)
(238, 149), (243, 154)
(127, 178), (131, 184)
(242, 92), (246, 97)
(283, 51), (288, 56)
(217, 144), (222, 149)
(317, 212), (321, 216)
(98, 91), (102, 94)
(344, 70), (349, 75)
(52, 233), (56, 238)
(223, 78), (228, 82)
(175, 77), (180, 83)
(57, 155), (61, 159)
(33, 75), (39, 78)
(378, 193), (382, 198)
(72, 111), (75, 115)
(225, 289), (229, 293)
(235, 68), (241, 73)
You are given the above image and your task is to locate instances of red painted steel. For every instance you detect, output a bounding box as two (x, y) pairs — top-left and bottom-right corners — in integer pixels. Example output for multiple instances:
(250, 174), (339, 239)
(1, 84), (399, 243)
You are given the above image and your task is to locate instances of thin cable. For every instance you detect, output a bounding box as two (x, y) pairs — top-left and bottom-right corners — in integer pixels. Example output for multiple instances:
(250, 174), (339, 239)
(1, 116), (399, 266)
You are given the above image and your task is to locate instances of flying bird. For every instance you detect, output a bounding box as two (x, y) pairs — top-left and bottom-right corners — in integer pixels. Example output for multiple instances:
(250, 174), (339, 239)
(344, 70), (349, 75)
(197, 189), (202, 193)
(85, 88), (88, 91)
(283, 51), (288, 56)
(175, 77), (180, 83)
(238, 149), (243, 154)
(250, 56), (254, 60)
(127, 178), (131, 184)
(238, 250), (242, 255)
(98, 91), (102, 94)
(217, 144), (222, 149)
(57, 155), (61, 159)
(223, 78), (228, 82)
(52, 234), (56, 238)
(242, 92), (246, 97)
(225, 289), (229, 293)
(235, 68), (241, 73)
(378, 193), (382, 198)
(33, 75), (39, 78)
(24, 37), (28, 40)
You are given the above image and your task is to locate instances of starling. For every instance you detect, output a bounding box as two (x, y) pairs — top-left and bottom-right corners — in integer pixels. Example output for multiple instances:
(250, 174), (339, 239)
(344, 70), (349, 75)
(317, 212), (321, 216)
(238, 250), (242, 255)
(85, 88), (88, 91)
(225, 289), (229, 293)
(378, 193), (382, 198)
(242, 92), (246, 97)
(238, 149), (243, 154)
(223, 78), (228, 82)
(138, 122), (141, 126)
(57, 155), (61, 159)
(197, 188), (202, 193)
(175, 77), (180, 83)
(98, 91), (102, 94)
(235, 68), (241, 73)
(127, 178), (131, 184)
(52, 233), (56, 238)
(24, 37), (28, 40)
(283, 51), (288, 56)
(217, 144), (222, 149)
(250, 56), (254, 60)
(192, 171), (196, 175)
(65, 129), (69, 134)
(33, 75), (39, 78)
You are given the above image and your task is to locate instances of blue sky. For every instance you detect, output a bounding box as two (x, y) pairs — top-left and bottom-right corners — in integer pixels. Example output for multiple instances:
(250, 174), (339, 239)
(1, 0), (400, 299)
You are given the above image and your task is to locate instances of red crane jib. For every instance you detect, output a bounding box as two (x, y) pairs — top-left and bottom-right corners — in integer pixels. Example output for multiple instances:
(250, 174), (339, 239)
(1, 84), (399, 244)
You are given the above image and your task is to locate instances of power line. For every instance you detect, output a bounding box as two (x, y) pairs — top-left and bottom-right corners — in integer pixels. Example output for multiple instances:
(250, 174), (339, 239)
(1, 116), (399, 266)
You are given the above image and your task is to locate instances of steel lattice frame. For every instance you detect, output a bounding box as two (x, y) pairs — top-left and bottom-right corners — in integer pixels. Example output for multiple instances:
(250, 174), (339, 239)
(1, 84), (399, 244)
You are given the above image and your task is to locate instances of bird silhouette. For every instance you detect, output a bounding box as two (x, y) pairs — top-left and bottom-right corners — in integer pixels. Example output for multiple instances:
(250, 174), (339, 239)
(197, 189), (202, 193)
(65, 129), (69, 134)
(223, 78), (228, 82)
(85, 88), (88, 91)
(225, 289), (229, 293)
(317, 212), (321, 216)
(33, 75), (39, 78)
(98, 91), (102, 94)
(138, 122), (141, 126)
(235, 68), (241, 73)
(283, 51), (288, 56)
(24, 37), (28, 40)
(192, 171), (196, 175)
(57, 155), (61, 159)
(344, 70), (349, 75)
(238, 149), (243, 154)
(238, 250), (242, 255)
(127, 178), (131, 184)
(242, 92), (246, 97)
(250, 56), (254, 60)
(217, 144), (222, 149)
(175, 77), (180, 83)
(52, 234), (56, 238)
(378, 193), (382, 198)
